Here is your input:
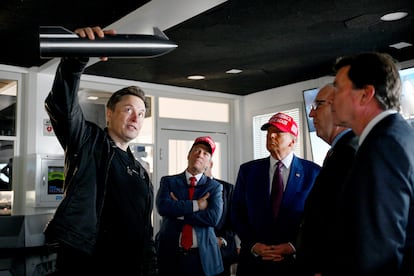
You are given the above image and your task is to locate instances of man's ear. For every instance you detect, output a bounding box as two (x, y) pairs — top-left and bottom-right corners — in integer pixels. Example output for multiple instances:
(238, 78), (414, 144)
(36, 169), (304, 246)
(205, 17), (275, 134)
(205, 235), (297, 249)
(106, 109), (112, 126)
(289, 135), (297, 147)
(360, 84), (376, 105)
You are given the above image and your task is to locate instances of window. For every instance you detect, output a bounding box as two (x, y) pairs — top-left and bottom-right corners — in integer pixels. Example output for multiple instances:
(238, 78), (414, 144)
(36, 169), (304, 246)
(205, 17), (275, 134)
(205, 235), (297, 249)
(400, 66), (414, 126)
(0, 80), (17, 193)
(253, 107), (302, 159)
(159, 97), (229, 122)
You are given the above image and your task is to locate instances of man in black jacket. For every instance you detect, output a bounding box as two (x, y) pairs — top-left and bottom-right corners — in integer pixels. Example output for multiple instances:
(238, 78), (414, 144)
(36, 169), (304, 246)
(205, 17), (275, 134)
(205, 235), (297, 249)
(205, 161), (238, 276)
(44, 26), (157, 275)
(296, 84), (358, 276)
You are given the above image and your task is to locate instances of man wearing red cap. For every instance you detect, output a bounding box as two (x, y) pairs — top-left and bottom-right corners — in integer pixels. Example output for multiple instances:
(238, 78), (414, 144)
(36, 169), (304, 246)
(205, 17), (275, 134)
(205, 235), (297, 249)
(231, 112), (321, 276)
(156, 136), (224, 276)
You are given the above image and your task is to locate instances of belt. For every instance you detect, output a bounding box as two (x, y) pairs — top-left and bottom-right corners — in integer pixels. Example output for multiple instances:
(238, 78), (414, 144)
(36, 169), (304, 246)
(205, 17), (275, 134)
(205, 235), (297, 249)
(179, 247), (199, 255)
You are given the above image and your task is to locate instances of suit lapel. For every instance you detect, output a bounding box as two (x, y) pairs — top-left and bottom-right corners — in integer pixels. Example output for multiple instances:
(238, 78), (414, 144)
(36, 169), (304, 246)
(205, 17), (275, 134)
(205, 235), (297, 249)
(193, 174), (208, 199)
(282, 156), (304, 204)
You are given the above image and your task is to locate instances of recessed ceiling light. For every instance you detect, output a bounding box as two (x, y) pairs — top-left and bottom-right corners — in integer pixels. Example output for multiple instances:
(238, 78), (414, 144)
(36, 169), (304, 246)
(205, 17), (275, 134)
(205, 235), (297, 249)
(380, 12), (408, 21)
(226, 69), (243, 74)
(389, 42), (413, 49)
(187, 75), (205, 80)
(87, 96), (99, 100)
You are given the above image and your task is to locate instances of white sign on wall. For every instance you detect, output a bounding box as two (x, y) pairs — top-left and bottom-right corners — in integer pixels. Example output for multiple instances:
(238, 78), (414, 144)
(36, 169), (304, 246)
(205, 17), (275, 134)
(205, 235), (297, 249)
(43, 119), (55, 136)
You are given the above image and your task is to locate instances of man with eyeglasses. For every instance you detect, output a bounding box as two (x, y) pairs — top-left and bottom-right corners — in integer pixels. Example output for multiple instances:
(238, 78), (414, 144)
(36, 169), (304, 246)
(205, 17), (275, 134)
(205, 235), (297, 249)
(295, 83), (358, 276)
(309, 99), (326, 111)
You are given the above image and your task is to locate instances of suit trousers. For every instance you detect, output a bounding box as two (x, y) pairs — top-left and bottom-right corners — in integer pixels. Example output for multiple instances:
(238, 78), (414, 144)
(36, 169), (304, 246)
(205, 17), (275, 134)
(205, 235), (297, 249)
(159, 248), (205, 276)
(179, 248), (205, 276)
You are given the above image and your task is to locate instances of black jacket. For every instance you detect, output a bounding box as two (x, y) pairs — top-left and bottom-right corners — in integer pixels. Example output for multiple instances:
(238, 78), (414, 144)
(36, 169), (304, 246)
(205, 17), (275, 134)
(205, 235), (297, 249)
(214, 178), (238, 266)
(296, 130), (358, 275)
(43, 57), (157, 274)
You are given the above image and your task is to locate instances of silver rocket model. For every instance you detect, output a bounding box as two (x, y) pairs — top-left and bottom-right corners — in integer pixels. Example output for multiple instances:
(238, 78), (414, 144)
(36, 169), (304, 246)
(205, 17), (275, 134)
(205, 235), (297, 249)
(39, 26), (178, 58)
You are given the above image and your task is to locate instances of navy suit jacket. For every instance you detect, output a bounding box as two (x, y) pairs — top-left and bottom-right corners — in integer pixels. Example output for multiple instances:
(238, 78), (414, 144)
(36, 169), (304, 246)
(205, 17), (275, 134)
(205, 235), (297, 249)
(336, 113), (414, 276)
(156, 172), (224, 276)
(231, 155), (320, 271)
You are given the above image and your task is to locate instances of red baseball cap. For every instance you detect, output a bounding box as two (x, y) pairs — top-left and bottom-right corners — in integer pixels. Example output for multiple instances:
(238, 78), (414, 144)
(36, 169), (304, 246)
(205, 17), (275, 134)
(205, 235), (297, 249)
(192, 136), (216, 155)
(261, 112), (298, 137)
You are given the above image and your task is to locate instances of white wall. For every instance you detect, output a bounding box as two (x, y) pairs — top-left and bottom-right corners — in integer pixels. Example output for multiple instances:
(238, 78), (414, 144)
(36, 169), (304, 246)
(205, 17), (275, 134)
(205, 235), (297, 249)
(36, 72), (64, 155)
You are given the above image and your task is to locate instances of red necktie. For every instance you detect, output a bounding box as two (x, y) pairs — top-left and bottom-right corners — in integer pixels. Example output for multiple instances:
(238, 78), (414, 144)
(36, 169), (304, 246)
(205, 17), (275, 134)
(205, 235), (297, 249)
(271, 162), (284, 218)
(181, 176), (196, 250)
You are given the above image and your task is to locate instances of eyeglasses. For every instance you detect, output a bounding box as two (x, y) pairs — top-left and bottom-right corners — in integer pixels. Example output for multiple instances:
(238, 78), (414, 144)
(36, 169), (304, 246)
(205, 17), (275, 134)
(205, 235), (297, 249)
(310, 100), (326, 111)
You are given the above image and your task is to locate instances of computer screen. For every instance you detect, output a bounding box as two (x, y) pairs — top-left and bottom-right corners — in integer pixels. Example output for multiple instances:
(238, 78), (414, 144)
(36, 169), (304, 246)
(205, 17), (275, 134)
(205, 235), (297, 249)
(47, 166), (64, 195)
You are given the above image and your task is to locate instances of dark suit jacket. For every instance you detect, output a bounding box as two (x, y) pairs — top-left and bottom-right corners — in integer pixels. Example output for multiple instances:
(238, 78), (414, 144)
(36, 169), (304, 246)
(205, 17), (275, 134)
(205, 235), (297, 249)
(214, 178), (238, 266)
(336, 113), (414, 276)
(296, 130), (358, 275)
(231, 155), (320, 275)
(155, 172), (224, 276)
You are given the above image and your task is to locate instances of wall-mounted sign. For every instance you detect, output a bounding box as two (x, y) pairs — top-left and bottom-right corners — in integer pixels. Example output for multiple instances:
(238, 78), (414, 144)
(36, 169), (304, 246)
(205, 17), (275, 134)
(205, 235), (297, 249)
(43, 119), (55, 136)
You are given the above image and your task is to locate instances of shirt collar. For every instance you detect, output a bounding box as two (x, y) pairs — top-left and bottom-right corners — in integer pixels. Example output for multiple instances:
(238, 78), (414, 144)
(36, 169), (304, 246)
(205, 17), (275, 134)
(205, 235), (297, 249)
(185, 171), (203, 183)
(270, 151), (294, 169)
(359, 110), (397, 145)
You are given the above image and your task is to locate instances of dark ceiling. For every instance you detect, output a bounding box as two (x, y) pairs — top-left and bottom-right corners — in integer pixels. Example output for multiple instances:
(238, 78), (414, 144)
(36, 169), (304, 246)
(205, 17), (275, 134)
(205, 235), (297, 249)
(1, 0), (414, 95)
